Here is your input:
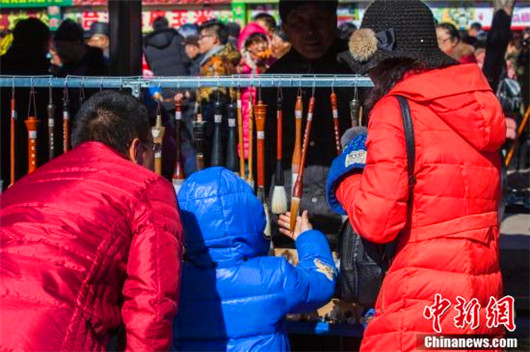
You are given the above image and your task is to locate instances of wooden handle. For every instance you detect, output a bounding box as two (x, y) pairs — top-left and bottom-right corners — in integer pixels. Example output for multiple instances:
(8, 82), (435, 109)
(10, 98), (16, 185)
(292, 95), (303, 174)
(152, 114), (165, 175)
(289, 96), (315, 231)
(237, 90), (246, 178)
(25, 116), (39, 174)
(331, 92), (341, 155)
(505, 107), (530, 167)
(196, 155), (205, 171)
(255, 101), (266, 188)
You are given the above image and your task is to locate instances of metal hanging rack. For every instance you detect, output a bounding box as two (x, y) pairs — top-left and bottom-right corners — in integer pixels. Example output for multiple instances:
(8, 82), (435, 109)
(0, 75), (374, 98)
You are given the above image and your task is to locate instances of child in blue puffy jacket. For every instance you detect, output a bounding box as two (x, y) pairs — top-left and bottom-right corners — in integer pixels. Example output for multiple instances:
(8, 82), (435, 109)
(173, 167), (337, 352)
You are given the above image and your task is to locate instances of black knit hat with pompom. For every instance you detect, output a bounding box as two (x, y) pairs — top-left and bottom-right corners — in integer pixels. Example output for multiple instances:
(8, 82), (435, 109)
(343, 0), (456, 74)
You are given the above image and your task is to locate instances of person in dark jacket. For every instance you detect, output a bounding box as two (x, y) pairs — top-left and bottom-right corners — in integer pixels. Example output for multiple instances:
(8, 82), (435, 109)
(84, 21), (109, 60)
(0, 91), (183, 351)
(52, 19), (108, 77)
(173, 167), (336, 352)
(262, 0), (355, 245)
(144, 16), (191, 110)
(0, 18), (50, 189)
(482, 0), (516, 92)
(144, 16), (190, 77)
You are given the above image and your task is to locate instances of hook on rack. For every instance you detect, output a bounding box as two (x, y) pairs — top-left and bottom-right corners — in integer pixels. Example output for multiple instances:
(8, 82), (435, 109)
(27, 77), (37, 118)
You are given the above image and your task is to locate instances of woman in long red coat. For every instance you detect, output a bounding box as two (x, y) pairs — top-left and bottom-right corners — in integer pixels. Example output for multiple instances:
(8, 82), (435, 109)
(328, 1), (506, 351)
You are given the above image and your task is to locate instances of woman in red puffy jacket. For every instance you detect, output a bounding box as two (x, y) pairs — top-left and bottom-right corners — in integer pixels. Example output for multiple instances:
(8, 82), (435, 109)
(329, 1), (506, 351)
(0, 91), (183, 352)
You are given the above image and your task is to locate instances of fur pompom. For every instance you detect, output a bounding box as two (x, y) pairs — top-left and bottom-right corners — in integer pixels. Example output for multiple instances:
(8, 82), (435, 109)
(349, 28), (378, 62)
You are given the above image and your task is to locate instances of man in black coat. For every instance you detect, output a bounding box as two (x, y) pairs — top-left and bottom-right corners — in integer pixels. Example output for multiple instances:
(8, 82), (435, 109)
(144, 17), (190, 111)
(262, 0), (357, 246)
(0, 18), (51, 189)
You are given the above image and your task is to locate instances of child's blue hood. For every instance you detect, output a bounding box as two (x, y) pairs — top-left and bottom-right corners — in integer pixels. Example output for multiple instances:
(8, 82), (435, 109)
(177, 167), (270, 267)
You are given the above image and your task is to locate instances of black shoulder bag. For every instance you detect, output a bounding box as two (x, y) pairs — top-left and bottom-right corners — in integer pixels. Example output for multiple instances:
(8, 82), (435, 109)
(337, 96), (416, 307)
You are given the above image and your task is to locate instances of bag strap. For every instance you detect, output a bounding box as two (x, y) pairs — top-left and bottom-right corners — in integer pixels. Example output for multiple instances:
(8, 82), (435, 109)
(395, 96), (416, 192)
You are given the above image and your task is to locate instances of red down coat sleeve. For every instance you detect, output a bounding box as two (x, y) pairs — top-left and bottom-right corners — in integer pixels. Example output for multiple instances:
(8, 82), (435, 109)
(336, 97), (409, 244)
(122, 177), (183, 351)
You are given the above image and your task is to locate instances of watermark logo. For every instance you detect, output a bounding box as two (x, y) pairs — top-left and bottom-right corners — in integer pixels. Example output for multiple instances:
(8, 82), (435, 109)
(454, 296), (480, 330)
(423, 294), (452, 333)
(486, 296), (516, 332)
(423, 294), (516, 334)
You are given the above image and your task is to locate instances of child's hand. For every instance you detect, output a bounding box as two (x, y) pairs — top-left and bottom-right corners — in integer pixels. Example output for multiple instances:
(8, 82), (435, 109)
(278, 211), (312, 241)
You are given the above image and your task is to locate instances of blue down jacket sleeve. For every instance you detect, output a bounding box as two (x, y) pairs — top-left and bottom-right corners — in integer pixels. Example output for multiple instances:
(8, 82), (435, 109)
(281, 229), (337, 313)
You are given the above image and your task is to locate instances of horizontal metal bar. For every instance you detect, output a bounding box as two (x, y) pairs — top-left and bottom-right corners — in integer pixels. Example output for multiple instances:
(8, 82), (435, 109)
(0, 74), (374, 89)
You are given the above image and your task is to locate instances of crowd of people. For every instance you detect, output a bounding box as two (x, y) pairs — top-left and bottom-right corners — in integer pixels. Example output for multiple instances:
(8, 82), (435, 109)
(0, 0), (528, 351)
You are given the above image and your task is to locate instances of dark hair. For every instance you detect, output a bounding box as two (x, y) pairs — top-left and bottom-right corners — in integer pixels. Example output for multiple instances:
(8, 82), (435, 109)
(199, 20), (228, 45)
(184, 35), (199, 47)
(54, 19), (84, 42)
(11, 18), (49, 52)
(244, 32), (268, 49)
(153, 16), (169, 31)
(366, 58), (457, 111)
(253, 13), (277, 30)
(225, 22), (241, 38)
(437, 22), (460, 42)
(72, 91), (150, 155)
(470, 22), (482, 31)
